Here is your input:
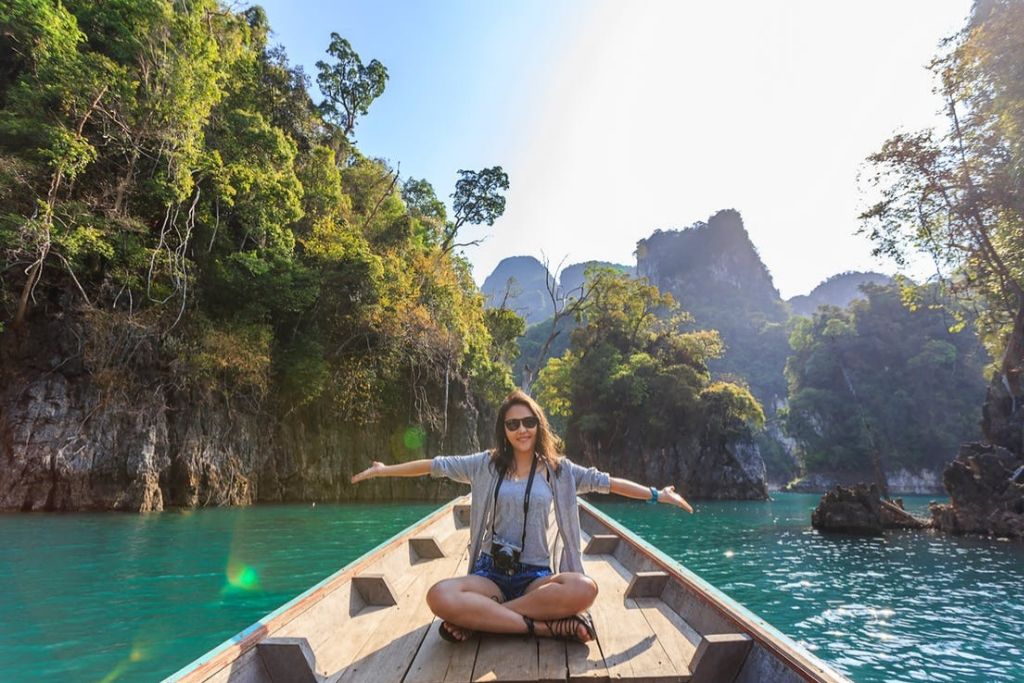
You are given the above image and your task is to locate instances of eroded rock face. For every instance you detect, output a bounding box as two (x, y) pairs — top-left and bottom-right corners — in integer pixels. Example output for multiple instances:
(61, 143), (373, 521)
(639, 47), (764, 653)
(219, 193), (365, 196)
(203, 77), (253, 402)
(812, 484), (885, 535)
(0, 312), (481, 512)
(574, 434), (769, 501)
(0, 371), (173, 512)
(981, 373), (1024, 456)
(930, 443), (1024, 538)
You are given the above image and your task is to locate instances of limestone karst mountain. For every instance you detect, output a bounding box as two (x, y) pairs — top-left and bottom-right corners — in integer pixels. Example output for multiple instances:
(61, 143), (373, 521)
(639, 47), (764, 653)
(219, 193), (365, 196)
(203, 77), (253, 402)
(480, 256), (632, 324)
(787, 271), (895, 317)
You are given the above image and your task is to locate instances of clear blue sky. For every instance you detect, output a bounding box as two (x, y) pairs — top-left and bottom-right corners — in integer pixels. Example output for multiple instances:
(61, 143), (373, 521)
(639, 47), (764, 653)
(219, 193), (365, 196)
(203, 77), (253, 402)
(255, 0), (973, 298)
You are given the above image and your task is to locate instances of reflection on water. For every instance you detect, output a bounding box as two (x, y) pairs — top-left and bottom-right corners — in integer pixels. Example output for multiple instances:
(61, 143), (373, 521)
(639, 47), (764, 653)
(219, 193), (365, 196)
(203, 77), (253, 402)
(595, 494), (1024, 683)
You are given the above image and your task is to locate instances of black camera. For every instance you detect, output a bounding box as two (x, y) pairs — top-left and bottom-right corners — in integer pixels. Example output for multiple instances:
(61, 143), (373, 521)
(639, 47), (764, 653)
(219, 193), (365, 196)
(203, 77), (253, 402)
(491, 540), (522, 574)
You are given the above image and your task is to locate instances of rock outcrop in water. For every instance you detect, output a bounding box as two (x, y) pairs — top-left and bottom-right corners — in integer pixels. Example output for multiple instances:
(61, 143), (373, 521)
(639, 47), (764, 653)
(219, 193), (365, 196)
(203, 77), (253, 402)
(929, 443), (1024, 538)
(812, 484), (930, 535)
(924, 369), (1024, 540)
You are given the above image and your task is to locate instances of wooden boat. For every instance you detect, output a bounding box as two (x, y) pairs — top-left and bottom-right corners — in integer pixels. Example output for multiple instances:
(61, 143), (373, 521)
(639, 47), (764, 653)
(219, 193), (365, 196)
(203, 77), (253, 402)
(164, 496), (852, 683)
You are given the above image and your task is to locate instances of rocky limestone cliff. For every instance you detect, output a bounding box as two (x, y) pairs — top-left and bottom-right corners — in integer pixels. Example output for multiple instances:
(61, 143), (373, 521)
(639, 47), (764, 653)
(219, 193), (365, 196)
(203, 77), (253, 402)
(573, 434), (768, 501)
(0, 312), (478, 512)
(634, 210), (792, 485)
(924, 367), (1024, 539)
(480, 256), (552, 324)
(482, 257), (633, 327)
(558, 261), (632, 299)
(635, 209), (786, 322)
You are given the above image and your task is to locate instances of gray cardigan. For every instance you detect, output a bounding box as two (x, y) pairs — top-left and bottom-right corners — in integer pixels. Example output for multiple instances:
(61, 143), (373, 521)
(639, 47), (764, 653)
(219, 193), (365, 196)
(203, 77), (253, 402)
(431, 451), (611, 574)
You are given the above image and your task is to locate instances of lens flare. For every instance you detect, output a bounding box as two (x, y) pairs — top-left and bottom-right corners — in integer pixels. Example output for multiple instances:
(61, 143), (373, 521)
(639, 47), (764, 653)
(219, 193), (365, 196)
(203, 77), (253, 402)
(225, 559), (261, 592)
(95, 642), (150, 683)
(403, 425), (426, 450)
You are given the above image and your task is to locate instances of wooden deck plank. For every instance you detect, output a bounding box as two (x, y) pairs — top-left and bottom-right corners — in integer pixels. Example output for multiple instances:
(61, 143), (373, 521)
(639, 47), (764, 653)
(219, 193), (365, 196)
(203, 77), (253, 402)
(275, 523), (447, 673)
(633, 598), (698, 681)
(441, 634), (482, 683)
(583, 556), (683, 683)
(205, 647), (272, 683)
(537, 638), (568, 683)
(331, 548), (468, 683)
(304, 522), (465, 679)
(566, 636), (608, 683)
(471, 633), (538, 682)
(567, 538), (610, 683)
(402, 549), (478, 683)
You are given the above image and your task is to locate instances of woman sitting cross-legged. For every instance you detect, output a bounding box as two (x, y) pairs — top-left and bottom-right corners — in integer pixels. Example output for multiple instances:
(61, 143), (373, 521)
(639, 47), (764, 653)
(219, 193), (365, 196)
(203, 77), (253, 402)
(350, 389), (693, 643)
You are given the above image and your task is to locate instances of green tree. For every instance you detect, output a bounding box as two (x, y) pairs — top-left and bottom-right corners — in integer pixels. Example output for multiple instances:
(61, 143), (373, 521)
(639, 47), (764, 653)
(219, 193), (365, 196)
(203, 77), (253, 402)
(536, 268), (761, 457)
(860, 0), (1024, 418)
(441, 166), (509, 254)
(315, 33), (387, 137)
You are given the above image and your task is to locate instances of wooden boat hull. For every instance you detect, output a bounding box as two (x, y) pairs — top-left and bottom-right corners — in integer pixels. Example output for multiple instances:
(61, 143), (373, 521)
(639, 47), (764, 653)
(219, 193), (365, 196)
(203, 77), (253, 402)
(164, 496), (851, 683)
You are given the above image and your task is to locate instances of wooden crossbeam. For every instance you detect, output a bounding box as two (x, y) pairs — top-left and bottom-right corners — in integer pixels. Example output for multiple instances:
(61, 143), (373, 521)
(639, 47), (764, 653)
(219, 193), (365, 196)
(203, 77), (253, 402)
(583, 534), (620, 555)
(625, 570), (670, 599)
(257, 637), (322, 683)
(689, 633), (753, 683)
(409, 536), (445, 560)
(351, 574), (397, 607)
(453, 504), (471, 528)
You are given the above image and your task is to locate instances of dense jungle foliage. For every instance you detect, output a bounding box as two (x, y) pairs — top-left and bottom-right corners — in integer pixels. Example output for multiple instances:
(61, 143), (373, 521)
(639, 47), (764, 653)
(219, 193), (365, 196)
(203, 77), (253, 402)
(784, 283), (988, 474)
(0, 1), (515, 438)
(534, 268), (764, 456)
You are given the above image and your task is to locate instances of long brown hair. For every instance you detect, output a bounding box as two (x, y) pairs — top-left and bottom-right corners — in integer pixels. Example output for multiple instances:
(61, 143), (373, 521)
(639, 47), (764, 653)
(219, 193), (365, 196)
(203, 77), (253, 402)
(490, 390), (563, 475)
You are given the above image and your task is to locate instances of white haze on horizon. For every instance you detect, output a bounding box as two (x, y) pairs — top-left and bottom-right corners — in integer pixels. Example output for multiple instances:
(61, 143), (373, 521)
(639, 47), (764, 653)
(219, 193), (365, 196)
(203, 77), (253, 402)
(464, 0), (973, 299)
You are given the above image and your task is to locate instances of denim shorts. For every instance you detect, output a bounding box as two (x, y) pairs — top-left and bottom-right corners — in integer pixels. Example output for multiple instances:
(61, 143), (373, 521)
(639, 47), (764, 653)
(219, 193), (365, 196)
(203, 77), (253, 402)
(471, 553), (553, 601)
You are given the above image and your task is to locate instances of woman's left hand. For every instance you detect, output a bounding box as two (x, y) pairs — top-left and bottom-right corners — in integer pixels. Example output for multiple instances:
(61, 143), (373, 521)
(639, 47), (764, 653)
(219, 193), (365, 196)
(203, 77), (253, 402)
(661, 485), (693, 513)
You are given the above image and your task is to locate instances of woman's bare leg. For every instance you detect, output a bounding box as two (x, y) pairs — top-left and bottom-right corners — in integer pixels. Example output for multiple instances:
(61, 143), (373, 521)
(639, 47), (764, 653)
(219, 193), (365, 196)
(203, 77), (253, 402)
(426, 572), (598, 641)
(427, 576), (525, 640)
(504, 572), (598, 640)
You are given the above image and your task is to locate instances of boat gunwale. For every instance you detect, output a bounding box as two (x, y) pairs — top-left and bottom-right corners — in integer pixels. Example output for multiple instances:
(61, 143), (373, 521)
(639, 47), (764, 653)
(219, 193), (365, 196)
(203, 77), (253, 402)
(578, 498), (851, 683)
(162, 497), (462, 683)
(165, 495), (851, 683)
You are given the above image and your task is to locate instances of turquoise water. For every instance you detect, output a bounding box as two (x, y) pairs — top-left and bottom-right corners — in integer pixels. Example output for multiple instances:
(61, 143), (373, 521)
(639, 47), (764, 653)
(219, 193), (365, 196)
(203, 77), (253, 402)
(593, 495), (1024, 683)
(0, 494), (1021, 682)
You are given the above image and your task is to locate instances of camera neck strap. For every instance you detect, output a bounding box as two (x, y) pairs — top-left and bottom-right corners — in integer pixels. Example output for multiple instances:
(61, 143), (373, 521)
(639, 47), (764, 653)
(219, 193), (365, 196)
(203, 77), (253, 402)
(490, 453), (539, 554)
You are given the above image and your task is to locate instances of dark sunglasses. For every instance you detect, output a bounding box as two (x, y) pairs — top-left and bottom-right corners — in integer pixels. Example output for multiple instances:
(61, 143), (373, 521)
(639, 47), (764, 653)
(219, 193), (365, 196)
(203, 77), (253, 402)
(504, 417), (539, 431)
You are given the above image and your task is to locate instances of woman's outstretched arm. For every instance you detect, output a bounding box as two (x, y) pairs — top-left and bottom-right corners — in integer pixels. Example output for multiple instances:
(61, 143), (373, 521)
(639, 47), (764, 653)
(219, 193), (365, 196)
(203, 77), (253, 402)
(351, 459), (432, 483)
(609, 477), (694, 513)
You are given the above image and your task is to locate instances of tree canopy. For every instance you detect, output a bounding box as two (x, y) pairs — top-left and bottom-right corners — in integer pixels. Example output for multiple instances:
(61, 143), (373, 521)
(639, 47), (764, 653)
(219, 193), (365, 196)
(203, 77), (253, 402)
(860, 0), (1024, 406)
(0, 1), (513, 445)
(784, 283), (987, 474)
(535, 268), (763, 456)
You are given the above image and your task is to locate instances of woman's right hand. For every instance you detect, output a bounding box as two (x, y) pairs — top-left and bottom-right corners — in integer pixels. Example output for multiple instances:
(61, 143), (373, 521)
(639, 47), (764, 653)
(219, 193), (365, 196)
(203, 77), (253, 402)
(351, 461), (387, 484)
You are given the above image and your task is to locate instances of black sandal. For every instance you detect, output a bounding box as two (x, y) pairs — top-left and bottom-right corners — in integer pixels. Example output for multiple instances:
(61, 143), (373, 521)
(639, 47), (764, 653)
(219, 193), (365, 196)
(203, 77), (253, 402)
(438, 620), (474, 643)
(544, 611), (597, 643)
(523, 615), (536, 637)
